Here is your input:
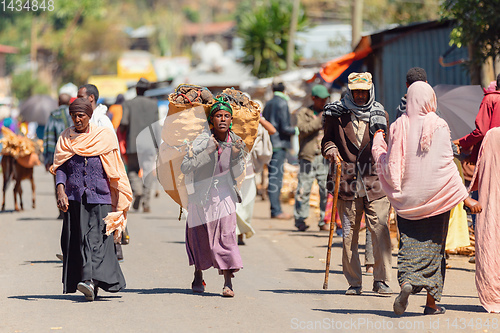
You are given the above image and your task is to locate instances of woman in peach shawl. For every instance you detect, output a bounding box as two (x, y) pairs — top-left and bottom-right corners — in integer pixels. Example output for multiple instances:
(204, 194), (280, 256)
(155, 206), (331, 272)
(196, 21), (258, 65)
(51, 98), (132, 301)
(469, 127), (500, 313)
(372, 82), (481, 315)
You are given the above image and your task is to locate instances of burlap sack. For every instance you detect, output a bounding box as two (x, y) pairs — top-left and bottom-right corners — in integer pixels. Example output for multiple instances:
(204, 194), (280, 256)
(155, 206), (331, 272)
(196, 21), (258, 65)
(158, 94), (211, 207)
(163, 96), (210, 146)
(156, 144), (189, 208)
(167, 93), (211, 118)
(230, 100), (261, 152)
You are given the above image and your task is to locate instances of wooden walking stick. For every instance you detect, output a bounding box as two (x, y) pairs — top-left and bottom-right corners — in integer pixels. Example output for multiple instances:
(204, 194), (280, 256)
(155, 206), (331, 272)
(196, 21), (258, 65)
(323, 156), (342, 290)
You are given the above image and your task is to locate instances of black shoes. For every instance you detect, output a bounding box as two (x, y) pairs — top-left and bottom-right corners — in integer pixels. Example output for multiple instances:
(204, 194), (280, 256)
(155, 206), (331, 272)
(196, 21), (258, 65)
(372, 281), (393, 296)
(296, 223), (310, 232)
(345, 286), (362, 295)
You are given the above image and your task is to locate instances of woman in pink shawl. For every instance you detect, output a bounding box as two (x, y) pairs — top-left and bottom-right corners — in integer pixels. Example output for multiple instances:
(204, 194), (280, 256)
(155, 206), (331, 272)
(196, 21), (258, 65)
(469, 127), (500, 313)
(372, 81), (481, 315)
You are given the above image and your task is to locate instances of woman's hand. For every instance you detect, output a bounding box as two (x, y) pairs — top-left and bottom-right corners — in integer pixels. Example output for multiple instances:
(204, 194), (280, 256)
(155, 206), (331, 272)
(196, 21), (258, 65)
(56, 184), (69, 212)
(452, 139), (461, 155)
(232, 139), (244, 157)
(375, 129), (386, 139)
(464, 197), (482, 214)
(206, 135), (218, 153)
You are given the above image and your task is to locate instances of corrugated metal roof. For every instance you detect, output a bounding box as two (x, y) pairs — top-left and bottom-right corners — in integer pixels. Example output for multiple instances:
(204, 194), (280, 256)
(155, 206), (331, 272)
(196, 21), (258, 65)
(368, 21), (470, 122)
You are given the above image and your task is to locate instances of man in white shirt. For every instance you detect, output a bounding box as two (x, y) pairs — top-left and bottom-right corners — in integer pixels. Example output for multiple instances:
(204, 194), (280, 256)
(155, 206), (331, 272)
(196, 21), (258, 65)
(77, 84), (114, 131)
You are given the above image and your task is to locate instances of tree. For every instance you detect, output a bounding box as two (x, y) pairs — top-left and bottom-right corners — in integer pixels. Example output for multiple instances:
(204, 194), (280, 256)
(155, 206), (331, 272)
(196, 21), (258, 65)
(441, 0), (500, 67)
(364, 0), (440, 30)
(236, 0), (309, 78)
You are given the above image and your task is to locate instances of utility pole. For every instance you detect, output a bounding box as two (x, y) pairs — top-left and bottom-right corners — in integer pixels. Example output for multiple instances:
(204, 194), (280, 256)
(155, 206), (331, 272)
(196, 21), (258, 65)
(30, 17), (37, 79)
(351, 0), (363, 49)
(287, 0), (300, 70)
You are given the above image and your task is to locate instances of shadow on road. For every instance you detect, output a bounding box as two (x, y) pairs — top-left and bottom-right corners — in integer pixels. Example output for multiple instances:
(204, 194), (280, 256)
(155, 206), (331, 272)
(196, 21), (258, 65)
(122, 288), (220, 297)
(313, 307), (423, 318)
(287, 268), (343, 275)
(0, 209), (17, 214)
(441, 303), (485, 313)
(17, 217), (59, 221)
(8, 294), (121, 302)
(260, 289), (346, 295)
(21, 260), (61, 265)
(288, 233), (331, 238)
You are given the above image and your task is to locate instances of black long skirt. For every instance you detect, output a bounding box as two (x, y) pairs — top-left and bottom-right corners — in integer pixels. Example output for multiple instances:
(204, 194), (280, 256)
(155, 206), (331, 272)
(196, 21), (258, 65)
(61, 194), (126, 293)
(397, 211), (450, 302)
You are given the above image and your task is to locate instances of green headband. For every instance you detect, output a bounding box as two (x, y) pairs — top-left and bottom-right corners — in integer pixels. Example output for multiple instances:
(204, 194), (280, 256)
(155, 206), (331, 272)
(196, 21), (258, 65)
(210, 97), (233, 117)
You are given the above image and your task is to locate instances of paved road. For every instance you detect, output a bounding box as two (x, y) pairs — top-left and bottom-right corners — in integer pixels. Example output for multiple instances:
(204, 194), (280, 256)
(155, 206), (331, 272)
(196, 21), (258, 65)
(0, 166), (495, 332)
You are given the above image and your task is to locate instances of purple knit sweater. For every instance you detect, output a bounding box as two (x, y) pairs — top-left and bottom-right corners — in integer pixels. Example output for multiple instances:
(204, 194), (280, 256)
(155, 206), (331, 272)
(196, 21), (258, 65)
(56, 155), (112, 204)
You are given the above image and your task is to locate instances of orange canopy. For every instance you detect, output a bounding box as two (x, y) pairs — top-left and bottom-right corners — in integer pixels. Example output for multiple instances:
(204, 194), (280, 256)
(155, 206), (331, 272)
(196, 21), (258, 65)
(319, 36), (372, 83)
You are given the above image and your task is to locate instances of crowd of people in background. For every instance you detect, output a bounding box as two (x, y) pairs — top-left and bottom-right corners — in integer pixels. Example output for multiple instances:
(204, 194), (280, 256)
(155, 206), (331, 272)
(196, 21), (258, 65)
(1, 68), (499, 314)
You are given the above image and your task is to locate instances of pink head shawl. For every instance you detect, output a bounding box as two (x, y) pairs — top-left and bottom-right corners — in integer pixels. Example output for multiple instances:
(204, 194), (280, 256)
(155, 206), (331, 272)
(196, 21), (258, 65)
(372, 81), (468, 219)
(388, 81), (443, 190)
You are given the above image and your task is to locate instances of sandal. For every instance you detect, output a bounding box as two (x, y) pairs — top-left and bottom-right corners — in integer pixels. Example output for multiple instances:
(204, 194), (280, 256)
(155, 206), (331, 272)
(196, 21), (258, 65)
(191, 280), (206, 293)
(424, 306), (446, 315)
(222, 286), (234, 297)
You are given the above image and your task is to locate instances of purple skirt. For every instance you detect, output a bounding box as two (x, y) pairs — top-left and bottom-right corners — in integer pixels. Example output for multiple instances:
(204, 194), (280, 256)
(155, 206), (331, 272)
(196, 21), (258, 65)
(185, 184), (243, 273)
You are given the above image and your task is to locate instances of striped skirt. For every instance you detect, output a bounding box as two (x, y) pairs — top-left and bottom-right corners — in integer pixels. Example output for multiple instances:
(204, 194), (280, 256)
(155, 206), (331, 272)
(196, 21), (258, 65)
(397, 211), (450, 301)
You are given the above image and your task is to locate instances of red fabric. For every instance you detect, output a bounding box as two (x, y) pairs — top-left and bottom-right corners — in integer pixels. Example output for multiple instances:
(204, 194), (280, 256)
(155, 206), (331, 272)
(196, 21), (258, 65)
(117, 127), (127, 156)
(319, 47), (372, 83)
(459, 91), (500, 163)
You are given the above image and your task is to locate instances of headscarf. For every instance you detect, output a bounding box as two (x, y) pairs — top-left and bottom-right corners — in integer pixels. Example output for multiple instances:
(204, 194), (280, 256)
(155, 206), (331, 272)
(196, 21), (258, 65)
(209, 97), (233, 129)
(69, 97), (93, 118)
(210, 97), (233, 117)
(323, 84), (385, 122)
(371, 81), (468, 220)
(50, 123), (133, 241)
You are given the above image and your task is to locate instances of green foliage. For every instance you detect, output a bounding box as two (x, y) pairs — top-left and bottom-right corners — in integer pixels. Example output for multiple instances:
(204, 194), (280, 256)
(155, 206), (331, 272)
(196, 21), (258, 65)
(364, 0), (440, 29)
(236, 0), (309, 78)
(441, 0), (500, 66)
(183, 7), (200, 23)
(11, 71), (50, 101)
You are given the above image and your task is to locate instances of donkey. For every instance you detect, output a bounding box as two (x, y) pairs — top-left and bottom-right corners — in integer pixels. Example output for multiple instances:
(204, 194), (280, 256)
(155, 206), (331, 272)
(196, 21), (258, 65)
(1, 154), (36, 211)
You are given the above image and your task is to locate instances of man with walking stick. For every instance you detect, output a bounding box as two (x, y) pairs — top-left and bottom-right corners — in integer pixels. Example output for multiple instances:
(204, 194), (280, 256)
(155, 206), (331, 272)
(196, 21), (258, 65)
(321, 72), (392, 296)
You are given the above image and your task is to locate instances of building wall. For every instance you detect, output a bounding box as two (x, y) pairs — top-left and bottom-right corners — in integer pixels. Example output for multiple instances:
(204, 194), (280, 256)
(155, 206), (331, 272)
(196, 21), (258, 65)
(368, 23), (470, 122)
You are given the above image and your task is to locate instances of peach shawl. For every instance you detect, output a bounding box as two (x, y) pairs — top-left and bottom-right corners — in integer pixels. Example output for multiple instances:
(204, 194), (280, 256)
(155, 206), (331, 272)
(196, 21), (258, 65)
(51, 124), (132, 241)
(372, 81), (468, 220)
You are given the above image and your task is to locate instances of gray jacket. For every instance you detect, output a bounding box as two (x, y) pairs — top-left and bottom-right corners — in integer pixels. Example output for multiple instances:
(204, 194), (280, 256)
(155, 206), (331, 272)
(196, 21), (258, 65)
(121, 96), (159, 154)
(181, 130), (246, 206)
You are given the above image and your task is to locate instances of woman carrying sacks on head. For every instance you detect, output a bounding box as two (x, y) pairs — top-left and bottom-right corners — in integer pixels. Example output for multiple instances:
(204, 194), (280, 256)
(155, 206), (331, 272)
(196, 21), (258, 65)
(371, 82), (482, 315)
(181, 98), (247, 297)
(51, 98), (132, 301)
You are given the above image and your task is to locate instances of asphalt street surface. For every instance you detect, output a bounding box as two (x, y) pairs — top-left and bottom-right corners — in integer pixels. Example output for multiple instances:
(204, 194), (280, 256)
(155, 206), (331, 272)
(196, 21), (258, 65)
(0, 166), (495, 332)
